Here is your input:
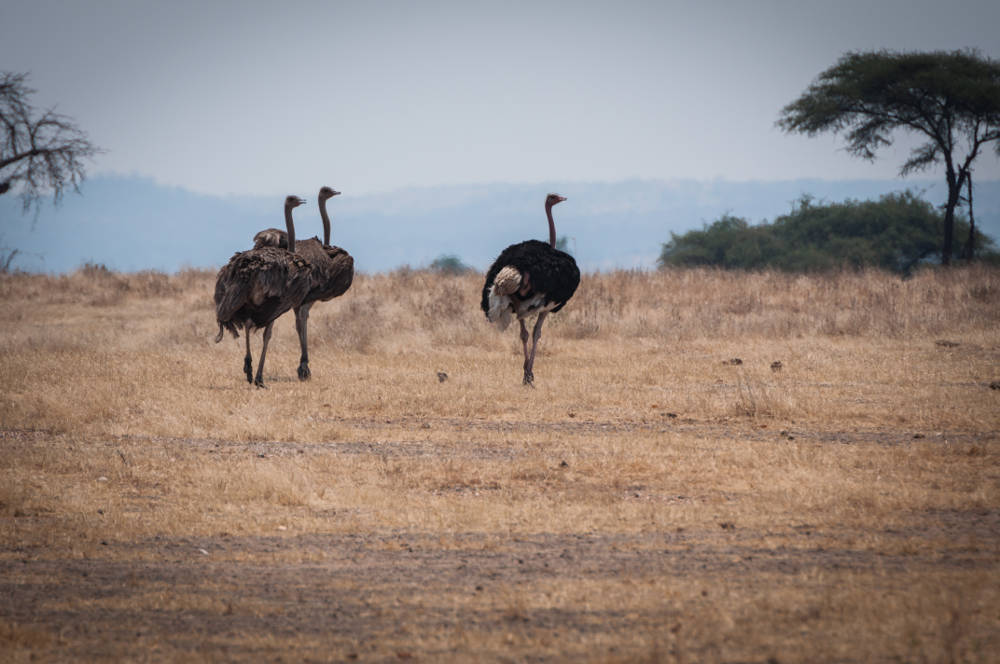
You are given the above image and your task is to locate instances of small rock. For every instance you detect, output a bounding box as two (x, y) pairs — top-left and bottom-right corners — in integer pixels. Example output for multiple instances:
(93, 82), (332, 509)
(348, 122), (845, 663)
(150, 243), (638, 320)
(770, 361), (783, 371)
(723, 358), (743, 366)
(935, 339), (960, 348)
(989, 381), (1000, 390)
(559, 460), (569, 468)
(437, 371), (448, 382)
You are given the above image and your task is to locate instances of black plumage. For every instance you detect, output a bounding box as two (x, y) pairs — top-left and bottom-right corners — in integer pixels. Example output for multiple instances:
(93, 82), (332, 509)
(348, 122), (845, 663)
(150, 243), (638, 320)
(480, 240), (579, 315)
(482, 193), (580, 385)
(253, 186), (354, 380)
(214, 195), (312, 388)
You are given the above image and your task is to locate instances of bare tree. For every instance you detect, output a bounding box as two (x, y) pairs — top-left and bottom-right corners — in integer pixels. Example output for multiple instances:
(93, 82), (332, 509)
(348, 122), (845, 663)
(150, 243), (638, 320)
(1, 72), (101, 214)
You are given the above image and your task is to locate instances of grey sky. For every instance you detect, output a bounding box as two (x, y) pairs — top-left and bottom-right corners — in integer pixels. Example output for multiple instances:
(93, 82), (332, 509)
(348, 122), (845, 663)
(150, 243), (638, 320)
(2, 0), (999, 197)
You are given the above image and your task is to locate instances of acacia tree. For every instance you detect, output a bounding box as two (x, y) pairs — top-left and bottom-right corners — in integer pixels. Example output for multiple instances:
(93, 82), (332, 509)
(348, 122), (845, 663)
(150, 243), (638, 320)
(777, 50), (1000, 264)
(1, 72), (100, 214)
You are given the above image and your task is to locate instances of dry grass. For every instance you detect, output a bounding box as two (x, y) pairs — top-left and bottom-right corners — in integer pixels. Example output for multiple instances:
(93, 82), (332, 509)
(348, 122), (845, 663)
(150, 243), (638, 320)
(1, 264), (998, 662)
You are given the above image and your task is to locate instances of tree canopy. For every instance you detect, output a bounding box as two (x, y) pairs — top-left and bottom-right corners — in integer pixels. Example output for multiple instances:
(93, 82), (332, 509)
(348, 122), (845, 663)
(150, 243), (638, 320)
(777, 50), (1000, 264)
(658, 191), (996, 274)
(0, 72), (100, 214)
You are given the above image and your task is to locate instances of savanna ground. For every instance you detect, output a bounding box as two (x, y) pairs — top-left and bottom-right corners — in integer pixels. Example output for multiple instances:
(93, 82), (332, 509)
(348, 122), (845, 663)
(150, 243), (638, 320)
(1, 264), (998, 663)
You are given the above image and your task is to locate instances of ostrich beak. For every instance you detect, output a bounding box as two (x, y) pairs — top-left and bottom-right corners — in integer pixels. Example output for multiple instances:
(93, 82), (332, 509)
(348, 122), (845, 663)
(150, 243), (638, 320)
(331, 190), (341, 197)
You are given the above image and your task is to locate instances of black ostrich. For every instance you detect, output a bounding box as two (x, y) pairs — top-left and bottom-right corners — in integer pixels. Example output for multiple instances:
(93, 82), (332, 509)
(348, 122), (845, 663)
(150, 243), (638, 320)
(481, 193), (580, 385)
(253, 186), (354, 380)
(214, 195), (313, 388)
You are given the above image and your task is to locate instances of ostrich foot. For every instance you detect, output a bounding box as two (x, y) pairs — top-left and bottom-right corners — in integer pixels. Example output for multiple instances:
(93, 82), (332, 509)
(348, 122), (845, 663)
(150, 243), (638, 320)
(254, 379), (268, 389)
(297, 364), (311, 381)
(522, 371), (535, 386)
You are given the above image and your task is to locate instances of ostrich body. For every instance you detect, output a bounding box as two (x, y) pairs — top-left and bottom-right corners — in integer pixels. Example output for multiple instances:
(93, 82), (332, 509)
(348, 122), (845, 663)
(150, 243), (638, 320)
(481, 193), (580, 385)
(215, 195), (312, 388)
(253, 186), (354, 380)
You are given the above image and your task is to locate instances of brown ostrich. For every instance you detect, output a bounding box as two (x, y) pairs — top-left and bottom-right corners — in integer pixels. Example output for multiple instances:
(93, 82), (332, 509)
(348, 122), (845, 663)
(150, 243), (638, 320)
(214, 195), (312, 388)
(253, 186), (354, 380)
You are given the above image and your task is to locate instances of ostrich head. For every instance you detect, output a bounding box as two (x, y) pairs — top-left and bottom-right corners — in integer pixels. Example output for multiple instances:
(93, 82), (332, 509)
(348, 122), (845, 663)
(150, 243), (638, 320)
(546, 193), (567, 207)
(285, 195), (306, 209)
(319, 186), (341, 201)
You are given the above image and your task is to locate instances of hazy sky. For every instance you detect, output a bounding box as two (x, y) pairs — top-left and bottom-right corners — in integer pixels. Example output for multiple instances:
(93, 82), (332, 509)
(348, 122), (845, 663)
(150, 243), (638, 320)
(2, 0), (999, 197)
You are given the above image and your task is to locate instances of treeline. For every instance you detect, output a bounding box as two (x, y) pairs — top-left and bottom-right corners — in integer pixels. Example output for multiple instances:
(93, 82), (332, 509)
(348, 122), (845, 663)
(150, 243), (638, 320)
(658, 191), (998, 274)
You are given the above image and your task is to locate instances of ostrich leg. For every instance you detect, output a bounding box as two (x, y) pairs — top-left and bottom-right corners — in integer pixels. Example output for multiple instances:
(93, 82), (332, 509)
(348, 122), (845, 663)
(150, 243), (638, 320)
(519, 319), (532, 385)
(253, 322), (275, 388)
(243, 329), (254, 384)
(295, 303), (313, 381)
(524, 312), (548, 386)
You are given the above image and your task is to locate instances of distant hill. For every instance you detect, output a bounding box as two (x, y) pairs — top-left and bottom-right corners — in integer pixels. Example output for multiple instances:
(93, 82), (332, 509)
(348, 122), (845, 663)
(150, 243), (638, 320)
(2, 176), (998, 273)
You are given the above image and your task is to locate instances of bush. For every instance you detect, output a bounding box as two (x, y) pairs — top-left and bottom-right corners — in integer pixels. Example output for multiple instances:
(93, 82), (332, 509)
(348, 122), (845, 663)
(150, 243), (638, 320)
(658, 191), (998, 274)
(429, 254), (473, 275)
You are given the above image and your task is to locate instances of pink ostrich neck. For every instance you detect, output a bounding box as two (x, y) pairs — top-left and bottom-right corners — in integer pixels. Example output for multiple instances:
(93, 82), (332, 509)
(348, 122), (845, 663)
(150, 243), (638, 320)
(546, 202), (557, 248)
(284, 204), (296, 253)
(318, 196), (331, 246)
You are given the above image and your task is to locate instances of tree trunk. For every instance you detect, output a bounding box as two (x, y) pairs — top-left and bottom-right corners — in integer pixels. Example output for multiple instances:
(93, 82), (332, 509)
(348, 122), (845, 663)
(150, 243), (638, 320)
(963, 175), (976, 261)
(942, 170), (962, 266)
(942, 194), (956, 266)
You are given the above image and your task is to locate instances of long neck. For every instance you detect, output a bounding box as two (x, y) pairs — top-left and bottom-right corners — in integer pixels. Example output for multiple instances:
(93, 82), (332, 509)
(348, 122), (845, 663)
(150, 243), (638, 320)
(318, 196), (331, 246)
(284, 205), (297, 253)
(546, 203), (557, 248)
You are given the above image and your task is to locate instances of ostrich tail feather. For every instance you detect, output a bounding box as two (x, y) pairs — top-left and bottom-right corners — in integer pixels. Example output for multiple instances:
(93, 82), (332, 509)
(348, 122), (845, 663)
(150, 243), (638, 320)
(487, 289), (513, 331)
(215, 320), (240, 342)
(496, 308), (512, 332)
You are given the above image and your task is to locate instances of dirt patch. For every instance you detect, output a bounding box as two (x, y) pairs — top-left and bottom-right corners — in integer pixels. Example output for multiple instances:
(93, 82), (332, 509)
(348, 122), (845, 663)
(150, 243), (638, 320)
(3, 523), (997, 662)
(2, 422), (998, 662)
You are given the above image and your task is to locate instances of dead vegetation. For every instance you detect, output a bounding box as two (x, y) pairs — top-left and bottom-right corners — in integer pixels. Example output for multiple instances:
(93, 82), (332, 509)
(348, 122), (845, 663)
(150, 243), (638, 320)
(0, 264), (998, 662)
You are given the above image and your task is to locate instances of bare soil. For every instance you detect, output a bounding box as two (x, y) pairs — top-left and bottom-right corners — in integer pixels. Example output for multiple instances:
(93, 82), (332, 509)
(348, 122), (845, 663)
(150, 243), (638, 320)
(3, 423), (998, 663)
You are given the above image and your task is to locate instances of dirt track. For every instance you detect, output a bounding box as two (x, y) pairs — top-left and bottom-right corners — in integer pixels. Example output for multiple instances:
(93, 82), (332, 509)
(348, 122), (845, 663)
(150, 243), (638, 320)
(3, 424), (999, 662)
(4, 522), (999, 662)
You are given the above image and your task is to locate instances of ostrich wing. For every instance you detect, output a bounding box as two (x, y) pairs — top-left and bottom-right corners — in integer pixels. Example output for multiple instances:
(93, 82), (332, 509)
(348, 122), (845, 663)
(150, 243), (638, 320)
(481, 240), (580, 316)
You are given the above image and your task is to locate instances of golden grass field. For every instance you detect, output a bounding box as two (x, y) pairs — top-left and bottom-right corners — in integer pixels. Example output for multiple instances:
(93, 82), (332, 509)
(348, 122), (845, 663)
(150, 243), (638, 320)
(1, 264), (998, 662)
